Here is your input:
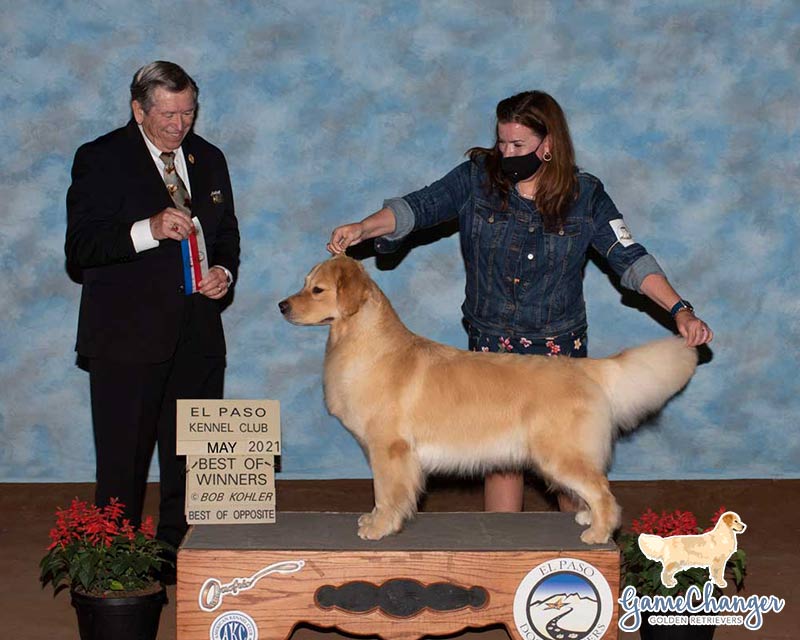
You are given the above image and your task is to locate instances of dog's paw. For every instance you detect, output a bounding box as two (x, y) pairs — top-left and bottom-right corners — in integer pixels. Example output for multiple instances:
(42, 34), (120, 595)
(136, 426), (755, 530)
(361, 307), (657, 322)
(661, 573), (678, 588)
(358, 520), (393, 541)
(358, 511), (375, 527)
(575, 510), (592, 526)
(357, 510), (401, 540)
(580, 527), (610, 545)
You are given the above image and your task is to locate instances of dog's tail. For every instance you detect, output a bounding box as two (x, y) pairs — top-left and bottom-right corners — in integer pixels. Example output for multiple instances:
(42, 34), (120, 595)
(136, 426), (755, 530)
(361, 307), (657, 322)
(637, 533), (666, 560)
(585, 336), (698, 432)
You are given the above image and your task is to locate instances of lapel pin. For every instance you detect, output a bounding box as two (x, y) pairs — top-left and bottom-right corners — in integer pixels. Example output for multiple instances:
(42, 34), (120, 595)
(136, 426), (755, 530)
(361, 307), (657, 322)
(211, 190), (224, 204)
(188, 154), (195, 164)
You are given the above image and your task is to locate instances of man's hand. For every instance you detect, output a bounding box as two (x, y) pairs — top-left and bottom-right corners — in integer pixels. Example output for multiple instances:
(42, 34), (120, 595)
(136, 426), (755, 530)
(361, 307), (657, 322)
(150, 207), (194, 241)
(198, 266), (230, 299)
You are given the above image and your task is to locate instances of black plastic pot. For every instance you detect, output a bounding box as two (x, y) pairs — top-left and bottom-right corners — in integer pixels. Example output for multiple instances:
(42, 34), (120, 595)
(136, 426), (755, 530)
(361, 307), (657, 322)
(71, 587), (167, 640)
(640, 611), (715, 640)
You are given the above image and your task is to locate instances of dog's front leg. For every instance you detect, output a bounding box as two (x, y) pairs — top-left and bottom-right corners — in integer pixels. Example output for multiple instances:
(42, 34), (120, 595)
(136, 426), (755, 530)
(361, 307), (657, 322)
(660, 563), (679, 588)
(708, 561), (728, 588)
(358, 438), (422, 541)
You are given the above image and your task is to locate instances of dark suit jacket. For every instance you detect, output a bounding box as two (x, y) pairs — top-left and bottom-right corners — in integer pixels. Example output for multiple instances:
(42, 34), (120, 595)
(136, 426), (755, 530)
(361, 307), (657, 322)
(66, 120), (240, 363)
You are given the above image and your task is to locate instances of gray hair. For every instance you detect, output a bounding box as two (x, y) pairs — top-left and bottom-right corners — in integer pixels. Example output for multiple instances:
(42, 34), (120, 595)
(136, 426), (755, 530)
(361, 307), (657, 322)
(130, 61), (199, 112)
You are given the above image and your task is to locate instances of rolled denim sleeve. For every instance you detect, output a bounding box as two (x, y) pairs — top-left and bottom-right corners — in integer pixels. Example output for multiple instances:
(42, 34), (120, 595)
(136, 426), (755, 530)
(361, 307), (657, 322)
(620, 254), (665, 292)
(382, 197), (415, 241)
(378, 160), (474, 244)
(589, 179), (665, 293)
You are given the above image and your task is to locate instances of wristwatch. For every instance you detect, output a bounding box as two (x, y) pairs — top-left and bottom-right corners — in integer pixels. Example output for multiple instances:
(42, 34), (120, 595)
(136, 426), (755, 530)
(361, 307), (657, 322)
(670, 299), (694, 318)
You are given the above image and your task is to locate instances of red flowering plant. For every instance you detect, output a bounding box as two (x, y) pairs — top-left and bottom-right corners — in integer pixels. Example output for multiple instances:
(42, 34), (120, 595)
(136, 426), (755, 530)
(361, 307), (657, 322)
(618, 506), (747, 598)
(40, 498), (170, 596)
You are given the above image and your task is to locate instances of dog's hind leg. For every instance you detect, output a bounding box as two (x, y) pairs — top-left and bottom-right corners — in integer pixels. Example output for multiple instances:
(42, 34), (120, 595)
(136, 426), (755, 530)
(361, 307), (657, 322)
(572, 473), (620, 545)
(541, 460), (620, 545)
(575, 506), (592, 526)
(358, 437), (423, 541)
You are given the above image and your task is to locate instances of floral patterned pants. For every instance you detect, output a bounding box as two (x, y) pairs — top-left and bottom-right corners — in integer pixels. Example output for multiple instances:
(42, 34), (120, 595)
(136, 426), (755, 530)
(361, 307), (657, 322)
(467, 325), (588, 358)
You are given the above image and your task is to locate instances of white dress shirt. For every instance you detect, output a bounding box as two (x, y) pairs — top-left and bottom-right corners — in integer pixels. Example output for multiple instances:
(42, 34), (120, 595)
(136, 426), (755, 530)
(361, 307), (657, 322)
(130, 125), (192, 252)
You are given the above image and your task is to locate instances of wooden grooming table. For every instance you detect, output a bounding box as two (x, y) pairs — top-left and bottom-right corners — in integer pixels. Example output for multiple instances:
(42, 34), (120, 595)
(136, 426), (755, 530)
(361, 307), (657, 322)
(177, 512), (620, 640)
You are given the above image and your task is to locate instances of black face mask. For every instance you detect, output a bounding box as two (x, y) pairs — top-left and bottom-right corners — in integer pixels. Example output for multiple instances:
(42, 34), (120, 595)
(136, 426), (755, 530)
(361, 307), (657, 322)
(500, 140), (544, 183)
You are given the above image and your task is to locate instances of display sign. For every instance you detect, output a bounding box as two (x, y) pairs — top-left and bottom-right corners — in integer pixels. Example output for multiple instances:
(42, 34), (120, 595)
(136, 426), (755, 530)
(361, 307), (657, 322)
(177, 400), (281, 525)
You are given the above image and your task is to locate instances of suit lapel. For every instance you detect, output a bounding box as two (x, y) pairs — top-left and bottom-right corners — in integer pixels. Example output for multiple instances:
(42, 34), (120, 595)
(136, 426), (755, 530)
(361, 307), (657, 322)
(184, 133), (197, 191)
(125, 120), (174, 210)
(182, 132), (207, 217)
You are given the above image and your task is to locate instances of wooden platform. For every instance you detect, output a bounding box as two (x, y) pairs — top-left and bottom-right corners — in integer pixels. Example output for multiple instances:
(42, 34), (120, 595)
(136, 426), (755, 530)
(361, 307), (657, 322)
(177, 511), (620, 640)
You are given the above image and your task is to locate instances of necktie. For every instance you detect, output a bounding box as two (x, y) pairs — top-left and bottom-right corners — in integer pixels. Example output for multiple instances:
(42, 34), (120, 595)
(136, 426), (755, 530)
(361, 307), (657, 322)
(159, 151), (207, 294)
(160, 151), (192, 213)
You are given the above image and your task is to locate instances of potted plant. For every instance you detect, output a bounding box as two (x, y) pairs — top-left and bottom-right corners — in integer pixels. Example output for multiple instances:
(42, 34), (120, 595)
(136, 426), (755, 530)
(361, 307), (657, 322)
(40, 497), (172, 640)
(618, 506), (747, 640)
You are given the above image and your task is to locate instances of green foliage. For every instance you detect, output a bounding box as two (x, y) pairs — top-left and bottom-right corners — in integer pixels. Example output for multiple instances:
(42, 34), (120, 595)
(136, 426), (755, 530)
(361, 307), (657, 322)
(39, 498), (172, 597)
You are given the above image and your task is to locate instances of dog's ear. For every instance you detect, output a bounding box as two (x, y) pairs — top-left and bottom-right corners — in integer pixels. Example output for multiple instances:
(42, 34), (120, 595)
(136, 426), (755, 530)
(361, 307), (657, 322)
(335, 258), (370, 317)
(722, 512), (735, 526)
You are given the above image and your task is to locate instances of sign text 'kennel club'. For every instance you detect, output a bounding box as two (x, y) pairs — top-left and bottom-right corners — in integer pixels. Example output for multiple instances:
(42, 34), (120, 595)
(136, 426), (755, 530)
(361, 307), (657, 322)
(177, 400), (280, 524)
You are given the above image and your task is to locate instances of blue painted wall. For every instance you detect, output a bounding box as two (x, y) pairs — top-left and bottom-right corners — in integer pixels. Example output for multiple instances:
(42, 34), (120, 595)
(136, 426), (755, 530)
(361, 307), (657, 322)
(1, 0), (797, 481)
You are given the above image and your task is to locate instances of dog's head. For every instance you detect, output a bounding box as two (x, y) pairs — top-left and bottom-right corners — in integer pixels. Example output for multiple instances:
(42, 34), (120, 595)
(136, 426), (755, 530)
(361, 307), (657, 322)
(718, 511), (747, 535)
(279, 255), (372, 326)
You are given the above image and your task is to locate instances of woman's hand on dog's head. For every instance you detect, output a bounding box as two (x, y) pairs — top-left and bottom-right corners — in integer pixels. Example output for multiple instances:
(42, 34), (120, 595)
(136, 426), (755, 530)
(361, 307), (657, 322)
(327, 222), (365, 255)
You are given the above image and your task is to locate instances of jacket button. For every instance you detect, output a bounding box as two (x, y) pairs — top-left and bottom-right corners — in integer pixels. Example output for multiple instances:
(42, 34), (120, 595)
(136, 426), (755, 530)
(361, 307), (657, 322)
(558, 229), (565, 236)
(527, 253), (534, 260)
(178, 284), (185, 293)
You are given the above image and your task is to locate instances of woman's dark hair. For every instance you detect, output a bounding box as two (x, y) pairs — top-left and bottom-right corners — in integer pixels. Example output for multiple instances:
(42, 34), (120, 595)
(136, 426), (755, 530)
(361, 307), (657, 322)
(468, 91), (577, 231)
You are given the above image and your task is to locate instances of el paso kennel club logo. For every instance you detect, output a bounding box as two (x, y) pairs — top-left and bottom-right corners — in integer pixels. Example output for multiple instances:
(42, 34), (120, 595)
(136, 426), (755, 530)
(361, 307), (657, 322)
(513, 557), (613, 640)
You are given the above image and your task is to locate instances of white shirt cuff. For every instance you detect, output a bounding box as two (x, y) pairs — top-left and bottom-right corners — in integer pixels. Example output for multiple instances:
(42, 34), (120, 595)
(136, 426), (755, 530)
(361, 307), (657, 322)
(211, 265), (234, 286)
(130, 219), (159, 253)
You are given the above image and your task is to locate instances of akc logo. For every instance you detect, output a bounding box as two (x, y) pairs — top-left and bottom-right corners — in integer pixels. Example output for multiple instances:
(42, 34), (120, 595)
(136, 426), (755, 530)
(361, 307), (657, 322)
(209, 610), (258, 640)
(513, 557), (613, 640)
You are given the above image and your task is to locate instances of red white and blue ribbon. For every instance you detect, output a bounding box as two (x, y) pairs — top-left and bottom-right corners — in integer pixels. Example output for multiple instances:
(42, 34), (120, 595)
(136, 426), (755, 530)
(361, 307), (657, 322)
(180, 217), (209, 295)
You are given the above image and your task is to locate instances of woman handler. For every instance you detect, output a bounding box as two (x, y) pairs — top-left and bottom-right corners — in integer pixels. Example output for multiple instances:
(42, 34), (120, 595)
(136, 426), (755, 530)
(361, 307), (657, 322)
(327, 90), (712, 513)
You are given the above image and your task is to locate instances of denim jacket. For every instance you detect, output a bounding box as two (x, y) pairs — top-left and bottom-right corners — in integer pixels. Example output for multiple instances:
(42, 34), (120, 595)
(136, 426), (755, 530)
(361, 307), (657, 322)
(377, 158), (664, 339)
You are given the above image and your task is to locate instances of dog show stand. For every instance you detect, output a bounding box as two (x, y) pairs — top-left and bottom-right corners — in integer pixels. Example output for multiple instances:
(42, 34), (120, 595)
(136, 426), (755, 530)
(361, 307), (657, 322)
(177, 511), (620, 640)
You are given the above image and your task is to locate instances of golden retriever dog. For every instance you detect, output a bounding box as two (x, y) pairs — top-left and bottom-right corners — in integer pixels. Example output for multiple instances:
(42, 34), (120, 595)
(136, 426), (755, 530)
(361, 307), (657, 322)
(638, 512), (746, 587)
(279, 256), (698, 544)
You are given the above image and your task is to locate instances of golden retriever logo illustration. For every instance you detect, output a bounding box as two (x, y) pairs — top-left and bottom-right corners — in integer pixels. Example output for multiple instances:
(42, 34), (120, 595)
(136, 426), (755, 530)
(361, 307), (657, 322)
(638, 511), (746, 588)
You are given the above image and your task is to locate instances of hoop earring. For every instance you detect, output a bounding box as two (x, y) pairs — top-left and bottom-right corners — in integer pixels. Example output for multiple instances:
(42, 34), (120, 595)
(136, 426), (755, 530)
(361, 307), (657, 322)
(543, 151), (552, 162)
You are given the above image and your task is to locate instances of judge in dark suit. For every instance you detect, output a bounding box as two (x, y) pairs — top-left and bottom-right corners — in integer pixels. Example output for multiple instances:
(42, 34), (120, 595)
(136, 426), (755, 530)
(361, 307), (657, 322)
(65, 61), (240, 563)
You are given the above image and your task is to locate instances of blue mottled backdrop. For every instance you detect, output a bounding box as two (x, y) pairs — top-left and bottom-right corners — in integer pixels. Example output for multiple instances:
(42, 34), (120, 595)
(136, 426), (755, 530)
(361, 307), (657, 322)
(1, 0), (798, 481)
